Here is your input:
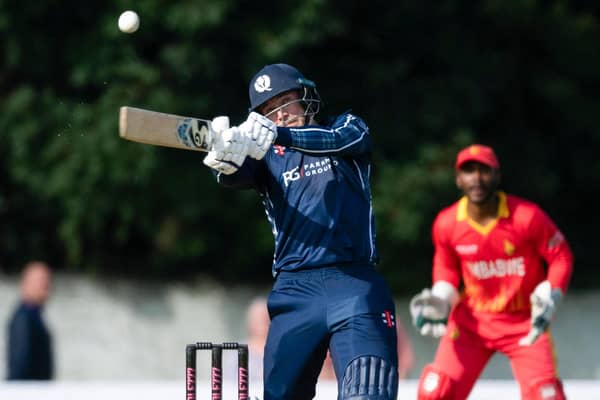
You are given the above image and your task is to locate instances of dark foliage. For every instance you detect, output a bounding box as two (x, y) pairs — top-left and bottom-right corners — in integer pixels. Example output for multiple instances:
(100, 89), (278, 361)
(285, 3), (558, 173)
(0, 1), (597, 293)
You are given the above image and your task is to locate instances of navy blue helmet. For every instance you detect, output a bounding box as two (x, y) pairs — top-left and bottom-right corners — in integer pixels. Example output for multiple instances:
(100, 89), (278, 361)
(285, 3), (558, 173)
(248, 63), (321, 117)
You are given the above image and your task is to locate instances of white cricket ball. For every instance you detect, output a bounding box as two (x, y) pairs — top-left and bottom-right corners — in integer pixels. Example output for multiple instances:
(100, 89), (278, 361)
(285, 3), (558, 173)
(118, 10), (140, 34)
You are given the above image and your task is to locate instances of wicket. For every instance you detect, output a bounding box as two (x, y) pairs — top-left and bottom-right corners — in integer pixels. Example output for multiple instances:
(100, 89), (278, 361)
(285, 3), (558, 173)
(186, 342), (249, 400)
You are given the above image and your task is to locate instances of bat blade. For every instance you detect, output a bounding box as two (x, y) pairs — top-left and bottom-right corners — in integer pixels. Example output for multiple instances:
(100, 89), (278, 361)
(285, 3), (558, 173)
(119, 106), (213, 152)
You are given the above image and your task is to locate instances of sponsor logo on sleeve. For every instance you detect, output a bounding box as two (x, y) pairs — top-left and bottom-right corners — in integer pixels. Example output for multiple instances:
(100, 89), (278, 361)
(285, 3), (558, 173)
(547, 231), (565, 249)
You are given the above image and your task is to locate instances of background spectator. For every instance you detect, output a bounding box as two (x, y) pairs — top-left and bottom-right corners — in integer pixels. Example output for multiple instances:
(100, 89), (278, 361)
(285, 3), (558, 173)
(6, 261), (54, 380)
(245, 296), (270, 382)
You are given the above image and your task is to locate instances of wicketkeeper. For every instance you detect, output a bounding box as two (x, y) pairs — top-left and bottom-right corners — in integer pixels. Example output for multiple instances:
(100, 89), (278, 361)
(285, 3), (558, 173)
(410, 144), (573, 400)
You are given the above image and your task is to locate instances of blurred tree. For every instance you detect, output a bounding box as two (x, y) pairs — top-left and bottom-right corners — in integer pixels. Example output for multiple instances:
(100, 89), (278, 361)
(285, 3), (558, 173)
(0, 0), (597, 291)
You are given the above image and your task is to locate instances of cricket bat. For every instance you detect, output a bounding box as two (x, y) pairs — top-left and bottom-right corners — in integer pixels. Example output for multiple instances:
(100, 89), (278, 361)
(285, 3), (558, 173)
(119, 106), (229, 151)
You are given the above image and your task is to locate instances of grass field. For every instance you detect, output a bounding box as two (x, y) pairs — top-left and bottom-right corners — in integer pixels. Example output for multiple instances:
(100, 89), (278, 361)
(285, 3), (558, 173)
(0, 380), (599, 399)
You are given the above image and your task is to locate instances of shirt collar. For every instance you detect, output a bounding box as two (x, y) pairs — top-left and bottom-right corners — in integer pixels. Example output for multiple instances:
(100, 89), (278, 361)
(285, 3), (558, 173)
(457, 191), (508, 221)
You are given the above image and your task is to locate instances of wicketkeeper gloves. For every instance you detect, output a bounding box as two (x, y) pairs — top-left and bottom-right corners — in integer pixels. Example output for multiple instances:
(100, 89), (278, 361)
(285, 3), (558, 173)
(409, 281), (459, 338)
(410, 279), (562, 344)
(518, 280), (563, 346)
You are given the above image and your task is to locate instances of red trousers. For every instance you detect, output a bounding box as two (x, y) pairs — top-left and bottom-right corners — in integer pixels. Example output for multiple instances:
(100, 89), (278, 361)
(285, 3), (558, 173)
(424, 307), (562, 399)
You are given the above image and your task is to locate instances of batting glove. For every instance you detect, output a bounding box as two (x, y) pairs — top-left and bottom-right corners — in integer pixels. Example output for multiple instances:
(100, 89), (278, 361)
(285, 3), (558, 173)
(203, 120), (249, 175)
(409, 281), (458, 338)
(519, 280), (562, 346)
(239, 112), (277, 160)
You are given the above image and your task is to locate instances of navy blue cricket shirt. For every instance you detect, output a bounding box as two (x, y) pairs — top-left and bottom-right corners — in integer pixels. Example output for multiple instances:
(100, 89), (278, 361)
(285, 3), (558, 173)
(216, 113), (379, 276)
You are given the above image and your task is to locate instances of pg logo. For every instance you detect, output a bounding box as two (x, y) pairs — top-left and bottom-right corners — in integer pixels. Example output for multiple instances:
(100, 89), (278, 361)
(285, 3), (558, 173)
(282, 166), (302, 187)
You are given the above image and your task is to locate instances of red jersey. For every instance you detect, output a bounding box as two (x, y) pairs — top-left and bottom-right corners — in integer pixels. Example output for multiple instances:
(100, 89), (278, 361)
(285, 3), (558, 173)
(432, 192), (573, 315)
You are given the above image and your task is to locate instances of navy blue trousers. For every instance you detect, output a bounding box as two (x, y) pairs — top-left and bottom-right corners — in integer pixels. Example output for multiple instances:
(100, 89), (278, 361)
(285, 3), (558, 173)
(263, 264), (398, 400)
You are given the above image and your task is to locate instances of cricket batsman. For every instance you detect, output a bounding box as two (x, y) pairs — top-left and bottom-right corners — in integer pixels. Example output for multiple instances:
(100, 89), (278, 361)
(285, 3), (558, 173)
(202, 63), (399, 400)
(409, 144), (574, 399)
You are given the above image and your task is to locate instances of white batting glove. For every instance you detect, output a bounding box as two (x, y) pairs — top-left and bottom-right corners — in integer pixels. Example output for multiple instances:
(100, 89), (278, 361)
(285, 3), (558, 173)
(239, 112), (277, 160)
(519, 280), (562, 346)
(210, 116), (231, 139)
(203, 118), (249, 175)
(409, 281), (458, 338)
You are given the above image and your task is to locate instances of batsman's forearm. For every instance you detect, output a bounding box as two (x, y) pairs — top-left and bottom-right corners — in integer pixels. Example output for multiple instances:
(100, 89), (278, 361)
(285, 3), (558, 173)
(276, 114), (371, 156)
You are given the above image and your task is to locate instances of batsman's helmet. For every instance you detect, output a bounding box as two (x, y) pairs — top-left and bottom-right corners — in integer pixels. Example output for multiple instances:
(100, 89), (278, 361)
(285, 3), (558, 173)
(248, 63), (321, 117)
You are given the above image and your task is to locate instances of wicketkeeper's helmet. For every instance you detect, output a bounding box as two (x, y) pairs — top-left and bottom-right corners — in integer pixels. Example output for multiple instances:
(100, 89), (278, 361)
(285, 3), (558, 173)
(248, 63), (321, 118)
